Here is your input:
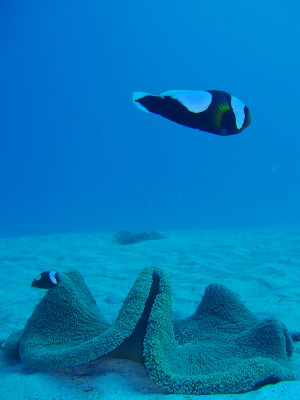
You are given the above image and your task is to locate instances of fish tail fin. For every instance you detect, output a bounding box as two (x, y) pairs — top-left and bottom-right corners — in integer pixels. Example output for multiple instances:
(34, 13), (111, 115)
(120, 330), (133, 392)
(132, 91), (152, 113)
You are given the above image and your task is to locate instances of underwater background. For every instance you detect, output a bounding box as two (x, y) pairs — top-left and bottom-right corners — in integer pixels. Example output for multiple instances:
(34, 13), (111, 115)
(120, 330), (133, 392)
(1, 0), (300, 237)
(1, 2), (300, 399)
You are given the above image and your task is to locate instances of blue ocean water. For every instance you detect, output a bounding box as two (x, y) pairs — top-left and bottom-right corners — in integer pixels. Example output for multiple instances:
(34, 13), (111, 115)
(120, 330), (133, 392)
(1, 0), (300, 237)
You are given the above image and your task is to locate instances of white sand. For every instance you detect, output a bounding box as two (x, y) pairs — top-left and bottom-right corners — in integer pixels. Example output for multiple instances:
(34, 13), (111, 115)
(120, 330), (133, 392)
(0, 225), (299, 400)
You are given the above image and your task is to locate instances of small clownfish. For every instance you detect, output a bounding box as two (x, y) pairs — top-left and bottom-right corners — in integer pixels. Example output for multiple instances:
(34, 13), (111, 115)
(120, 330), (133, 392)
(132, 89), (251, 136)
(31, 271), (61, 289)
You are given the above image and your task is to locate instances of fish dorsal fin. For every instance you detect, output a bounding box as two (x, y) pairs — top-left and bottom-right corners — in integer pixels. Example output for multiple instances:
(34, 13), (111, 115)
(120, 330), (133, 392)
(161, 90), (212, 113)
(231, 95), (246, 129)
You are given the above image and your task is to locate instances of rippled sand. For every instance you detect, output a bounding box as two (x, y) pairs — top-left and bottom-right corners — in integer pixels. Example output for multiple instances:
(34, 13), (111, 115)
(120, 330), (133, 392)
(0, 225), (299, 400)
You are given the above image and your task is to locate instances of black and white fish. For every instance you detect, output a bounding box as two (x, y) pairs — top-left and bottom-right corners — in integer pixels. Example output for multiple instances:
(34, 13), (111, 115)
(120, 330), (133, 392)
(132, 89), (251, 135)
(31, 271), (61, 289)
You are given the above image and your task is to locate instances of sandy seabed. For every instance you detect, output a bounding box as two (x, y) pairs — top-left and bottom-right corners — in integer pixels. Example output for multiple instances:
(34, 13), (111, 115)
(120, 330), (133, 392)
(0, 225), (299, 400)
